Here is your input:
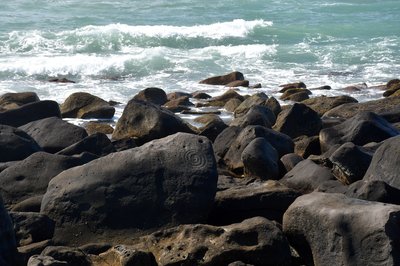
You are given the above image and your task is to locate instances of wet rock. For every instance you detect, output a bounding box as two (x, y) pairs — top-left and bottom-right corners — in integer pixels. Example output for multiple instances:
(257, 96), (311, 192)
(0, 92), (40, 111)
(60, 92), (115, 119)
(166, 91), (191, 101)
(280, 88), (311, 99)
(0, 124), (41, 163)
(283, 192), (400, 265)
(133, 87), (168, 105)
(319, 112), (399, 152)
(309, 85), (331, 90)
(231, 105), (276, 128)
(225, 80), (249, 87)
(163, 96), (193, 112)
(19, 117), (88, 153)
(283, 91), (310, 102)
(0, 100), (61, 127)
(41, 246), (91, 266)
(19, 240), (54, 265)
(273, 103), (322, 139)
(233, 93), (269, 117)
(280, 153), (303, 172)
(41, 133), (217, 245)
(201, 89), (244, 107)
(56, 133), (115, 157)
(199, 71), (244, 85)
(279, 82), (306, 91)
(383, 81), (400, 97)
(265, 97), (281, 117)
(84, 122), (114, 135)
(293, 135), (321, 158)
(112, 99), (192, 144)
(91, 245), (157, 266)
(302, 95), (358, 116)
(48, 77), (75, 83)
(224, 98), (243, 112)
(192, 92), (212, 99)
(249, 83), (262, 89)
(209, 180), (301, 225)
(342, 83), (368, 92)
(28, 255), (67, 266)
(197, 115), (227, 142)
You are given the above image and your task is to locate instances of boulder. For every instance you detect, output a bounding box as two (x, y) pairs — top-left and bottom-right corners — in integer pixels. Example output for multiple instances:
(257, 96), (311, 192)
(0, 124), (41, 162)
(201, 89), (244, 107)
(273, 103), (322, 139)
(199, 71), (244, 85)
(225, 80), (249, 87)
(162, 96), (193, 112)
(112, 99), (192, 144)
(363, 135), (400, 189)
(241, 138), (279, 180)
(231, 105), (276, 128)
(302, 95), (358, 116)
(208, 180), (301, 225)
(197, 116), (228, 142)
(133, 87), (168, 105)
(11, 195), (43, 213)
(192, 92), (211, 99)
(91, 245), (157, 266)
(166, 91), (191, 101)
(233, 93), (269, 117)
(0, 92), (40, 110)
(224, 98), (243, 112)
(280, 88), (311, 99)
(56, 133), (115, 157)
(282, 91), (310, 102)
(41, 246), (91, 266)
(280, 153), (303, 172)
(329, 142), (372, 185)
(0, 152), (92, 205)
(309, 85), (331, 90)
(84, 122), (114, 135)
(60, 92), (115, 119)
(280, 159), (335, 193)
(20, 117), (88, 153)
(283, 192), (400, 265)
(48, 77), (75, 83)
(0, 194), (18, 265)
(213, 126), (243, 162)
(343, 180), (400, 205)
(293, 135), (321, 158)
(20, 240), (54, 265)
(279, 82), (306, 91)
(319, 112), (399, 152)
(28, 255), (67, 266)
(0, 100), (61, 127)
(41, 133), (218, 245)
(111, 138), (137, 152)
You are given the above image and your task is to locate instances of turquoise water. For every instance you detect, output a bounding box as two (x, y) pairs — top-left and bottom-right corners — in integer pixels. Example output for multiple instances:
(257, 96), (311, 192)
(0, 0), (399, 104)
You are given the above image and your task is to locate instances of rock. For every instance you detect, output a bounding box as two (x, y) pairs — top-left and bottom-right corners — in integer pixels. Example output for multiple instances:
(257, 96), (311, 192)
(265, 97), (281, 117)
(319, 112), (399, 152)
(283, 91), (310, 102)
(383, 81), (400, 97)
(224, 98), (243, 112)
(309, 85), (331, 90)
(280, 159), (335, 193)
(241, 138), (279, 180)
(231, 105), (276, 128)
(323, 95), (400, 119)
(48, 77), (75, 83)
(329, 142), (372, 185)
(129, 217), (291, 266)
(273, 103), (322, 139)
(112, 99), (192, 144)
(78, 243), (112, 255)
(194, 114), (221, 125)
(19, 240), (54, 265)
(0, 100), (61, 127)
(203, 89), (244, 107)
(197, 116), (228, 142)
(166, 91), (191, 101)
(0, 152), (92, 205)
(199, 71), (244, 85)
(192, 92), (212, 99)
(223, 126), (294, 174)
(233, 93), (269, 117)
(111, 138), (137, 152)
(10, 212), (55, 246)
(84, 122), (114, 135)
(41, 246), (91, 266)
(11, 195), (43, 213)
(91, 245), (157, 266)
(279, 82), (306, 91)
(41, 133), (218, 245)
(213, 126), (243, 162)
(250, 83), (262, 89)
(283, 192), (400, 265)
(302, 95), (358, 116)
(133, 87), (168, 105)
(0, 124), (41, 162)
(293, 135), (320, 158)
(280, 153), (303, 172)
(0, 194), (18, 265)
(341, 82), (367, 92)
(56, 133), (115, 157)
(280, 88), (311, 99)
(208, 180), (301, 225)
(19, 117), (88, 153)
(363, 135), (400, 189)
(163, 96), (193, 112)
(60, 92), (115, 119)
(28, 255), (67, 266)
(0, 92), (40, 110)
(225, 80), (249, 87)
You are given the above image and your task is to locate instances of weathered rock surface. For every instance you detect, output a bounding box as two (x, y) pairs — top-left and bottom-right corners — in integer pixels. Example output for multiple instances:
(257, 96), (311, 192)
(279, 82), (306, 91)
(0, 92), (40, 110)
(162, 96), (193, 112)
(112, 99), (192, 143)
(134, 87), (168, 105)
(11, 195), (43, 213)
(280, 153), (303, 172)
(283, 192), (400, 265)
(224, 98), (243, 112)
(302, 95), (358, 116)
(0, 100), (61, 127)
(20, 117), (88, 153)
(56, 133), (115, 157)
(0, 124), (41, 162)
(91, 245), (157, 266)
(28, 255), (67, 266)
(60, 92), (115, 119)
(41, 246), (91, 266)
(84, 122), (114, 135)
(208, 180), (301, 225)
(41, 133), (218, 245)
(201, 89), (244, 107)
(199, 71), (244, 85)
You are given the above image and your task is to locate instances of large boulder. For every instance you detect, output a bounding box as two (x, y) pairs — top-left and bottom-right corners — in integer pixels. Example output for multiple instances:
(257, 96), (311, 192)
(60, 92), (115, 119)
(283, 192), (400, 265)
(41, 133), (218, 245)
(133, 87), (168, 106)
(208, 180), (301, 225)
(302, 95), (358, 116)
(201, 89), (245, 107)
(0, 92), (40, 110)
(41, 246), (91, 266)
(233, 93), (269, 117)
(0, 124), (41, 162)
(19, 117), (89, 153)
(112, 99), (192, 144)
(0, 100), (61, 127)
(363, 135), (400, 189)
(197, 115), (228, 142)
(319, 112), (399, 152)
(0, 152), (92, 205)
(213, 126), (243, 162)
(273, 103), (322, 139)
(199, 71), (244, 85)
(231, 105), (276, 128)
(0, 194), (18, 265)
(56, 133), (115, 157)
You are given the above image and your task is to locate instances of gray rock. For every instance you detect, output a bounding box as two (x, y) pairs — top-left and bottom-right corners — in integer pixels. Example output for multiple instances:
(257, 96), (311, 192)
(11, 195), (43, 213)
(280, 153), (303, 172)
(233, 93), (269, 117)
(0, 194), (17, 265)
(293, 135), (321, 158)
(213, 126), (243, 161)
(231, 105), (276, 128)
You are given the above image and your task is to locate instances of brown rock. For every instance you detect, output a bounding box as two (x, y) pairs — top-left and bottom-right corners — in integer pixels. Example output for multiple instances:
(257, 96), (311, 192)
(302, 95), (358, 116)
(279, 82), (306, 92)
(0, 92), (40, 111)
(133, 87), (168, 105)
(199, 71), (244, 85)
(224, 98), (243, 112)
(225, 80), (249, 88)
(85, 122), (114, 135)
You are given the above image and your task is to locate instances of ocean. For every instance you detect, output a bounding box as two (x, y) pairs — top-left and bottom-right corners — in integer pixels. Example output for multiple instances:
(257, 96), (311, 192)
(1, 0), (399, 119)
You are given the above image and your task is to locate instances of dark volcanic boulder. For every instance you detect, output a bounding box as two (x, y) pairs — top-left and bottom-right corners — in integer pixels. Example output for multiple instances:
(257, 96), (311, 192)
(133, 87), (168, 106)
(112, 99), (192, 144)
(0, 124), (41, 162)
(199, 71), (244, 85)
(283, 192), (400, 265)
(0, 152), (92, 205)
(197, 116), (228, 142)
(273, 103), (322, 139)
(106, 217), (291, 266)
(363, 135), (400, 189)
(209, 180), (301, 225)
(19, 117), (88, 153)
(231, 105), (276, 128)
(56, 133), (115, 157)
(319, 112), (399, 152)
(293, 135), (321, 158)
(346, 180), (400, 205)
(60, 92), (115, 119)
(302, 95), (358, 116)
(0, 100), (61, 127)
(41, 133), (218, 245)
(0, 194), (18, 265)
(213, 126), (243, 161)
(0, 92), (40, 110)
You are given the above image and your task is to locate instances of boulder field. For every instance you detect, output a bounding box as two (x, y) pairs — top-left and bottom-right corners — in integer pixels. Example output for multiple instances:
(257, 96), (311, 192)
(0, 74), (400, 265)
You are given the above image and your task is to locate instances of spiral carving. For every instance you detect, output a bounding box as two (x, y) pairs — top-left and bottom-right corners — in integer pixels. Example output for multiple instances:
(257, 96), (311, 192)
(181, 149), (209, 169)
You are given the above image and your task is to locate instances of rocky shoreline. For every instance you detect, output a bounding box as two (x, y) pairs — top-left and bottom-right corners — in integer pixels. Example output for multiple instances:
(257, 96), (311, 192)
(0, 72), (400, 265)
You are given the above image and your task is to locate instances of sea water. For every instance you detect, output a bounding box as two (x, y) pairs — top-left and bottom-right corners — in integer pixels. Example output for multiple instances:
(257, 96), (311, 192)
(1, 0), (399, 120)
